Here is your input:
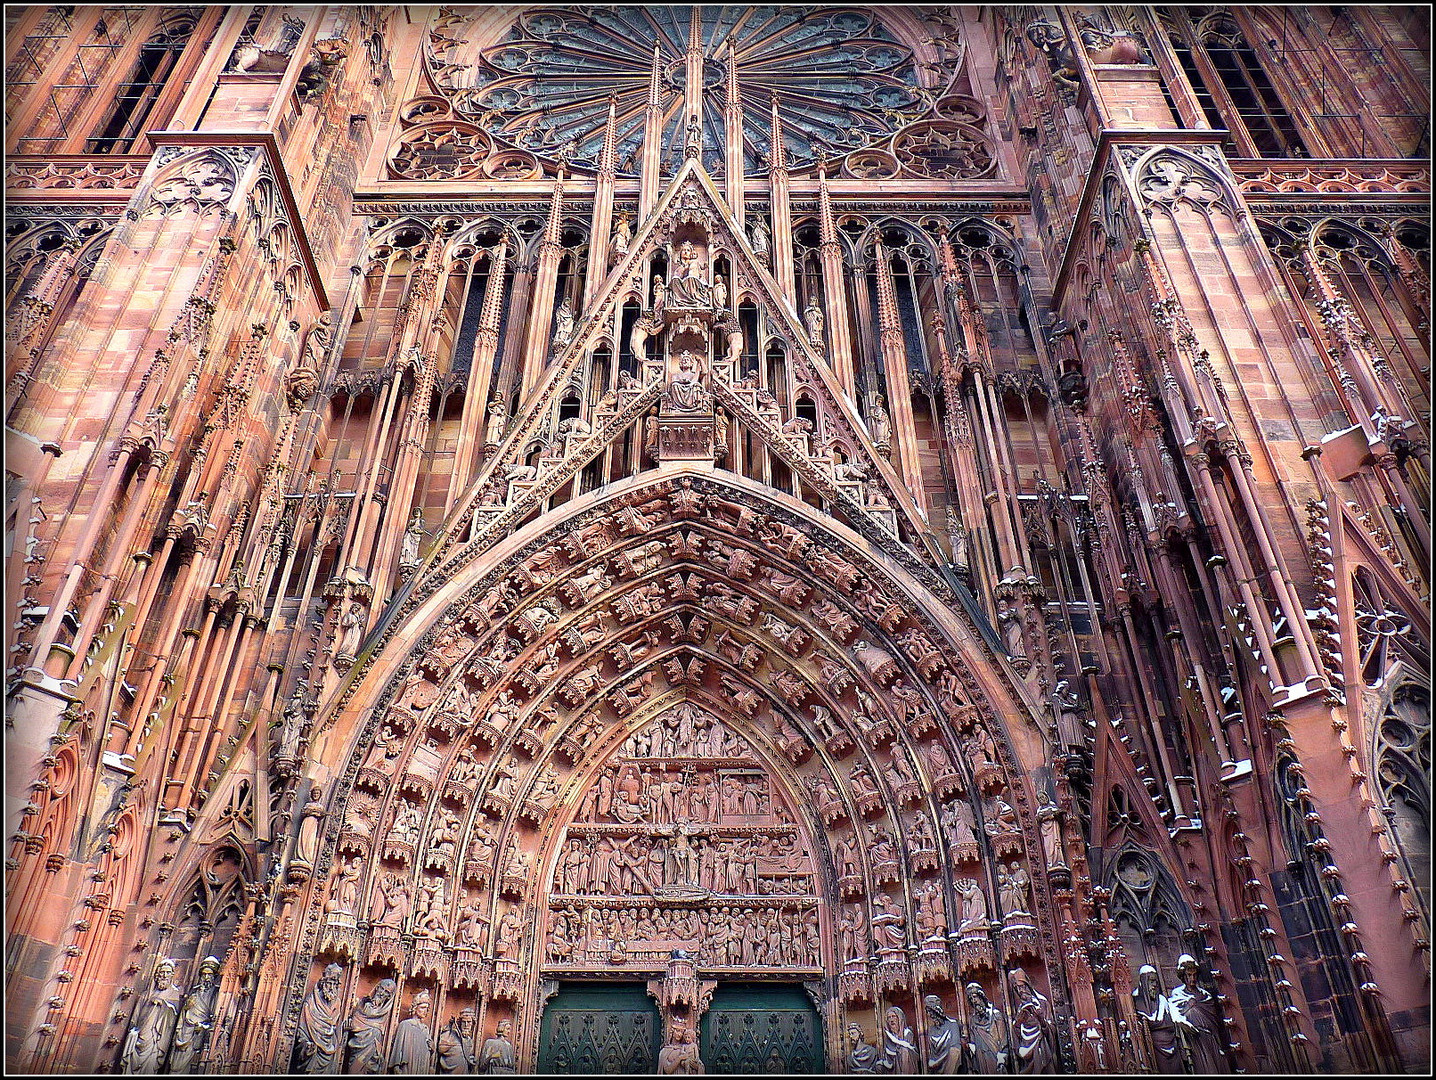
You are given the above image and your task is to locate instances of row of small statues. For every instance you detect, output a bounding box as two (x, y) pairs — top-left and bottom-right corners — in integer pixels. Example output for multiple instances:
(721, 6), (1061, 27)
(548, 902), (821, 968)
(294, 967), (516, 1074)
(848, 980), (1059, 1075)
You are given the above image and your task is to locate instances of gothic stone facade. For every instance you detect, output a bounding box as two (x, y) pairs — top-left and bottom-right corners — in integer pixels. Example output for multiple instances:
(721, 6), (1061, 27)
(4, 5), (1429, 1075)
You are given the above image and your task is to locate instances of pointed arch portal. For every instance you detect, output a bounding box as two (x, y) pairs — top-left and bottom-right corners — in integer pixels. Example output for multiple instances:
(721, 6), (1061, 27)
(279, 465), (1062, 1071)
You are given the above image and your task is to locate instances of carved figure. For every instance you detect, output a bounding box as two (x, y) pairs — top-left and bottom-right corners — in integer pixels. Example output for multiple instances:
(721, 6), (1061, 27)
(668, 350), (707, 411)
(370, 873), (410, 929)
(848, 1022), (880, 1073)
(668, 241), (711, 306)
(1169, 954), (1228, 1074)
(167, 955), (220, 1073)
(1133, 965), (1184, 1074)
(389, 989), (435, 1074)
(612, 212), (632, 256)
(1035, 789), (1067, 869)
(1008, 966), (1057, 1073)
(553, 295), (575, 347)
(998, 861), (1032, 918)
(478, 1018), (516, 1074)
(399, 507), (425, 569)
(964, 983), (1010, 1073)
(925, 994), (964, 1074)
(749, 217), (771, 258)
(336, 601), (366, 658)
(345, 977), (396, 1074)
(657, 1020), (705, 1074)
(873, 892), (908, 950)
(293, 963), (344, 1073)
(437, 1007), (478, 1074)
(803, 296), (825, 344)
(867, 393), (893, 450)
(712, 273), (728, 311)
(877, 1005), (919, 1074)
(484, 397), (508, 445)
(957, 877), (990, 933)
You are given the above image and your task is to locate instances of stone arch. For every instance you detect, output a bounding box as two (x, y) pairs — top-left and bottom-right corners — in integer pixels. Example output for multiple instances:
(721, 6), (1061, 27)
(276, 467), (1063, 1071)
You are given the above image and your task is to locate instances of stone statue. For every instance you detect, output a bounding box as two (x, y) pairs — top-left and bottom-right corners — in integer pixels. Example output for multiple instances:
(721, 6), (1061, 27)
(612, 212), (632, 256)
(437, 1007), (478, 1074)
(1169, 954), (1228, 1073)
(167, 955), (220, 1073)
(326, 856), (363, 915)
(293, 963), (344, 1073)
(336, 601), (365, 659)
(749, 217), (770, 258)
(651, 275), (666, 314)
(668, 351), (707, 411)
(293, 788), (325, 870)
(120, 956), (183, 1074)
(803, 296), (825, 345)
(477, 1017), (517, 1074)
(668, 241), (711, 306)
(1008, 966), (1058, 1073)
(996, 597), (1025, 659)
(867, 393), (893, 451)
(389, 988), (435, 1074)
(1035, 788), (1068, 869)
(1133, 964), (1184, 1074)
(345, 977), (396, 1074)
(924, 994), (964, 1074)
(957, 877), (990, 933)
(847, 1022), (880, 1073)
(998, 861), (1032, 919)
(712, 273), (728, 311)
(553, 295), (575, 347)
(399, 507), (424, 569)
(963, 983), (1010, 1073)
(657, 1020), (705, 1074)
(876, 1005), (918, 1074)
(484, 396), (507, 445)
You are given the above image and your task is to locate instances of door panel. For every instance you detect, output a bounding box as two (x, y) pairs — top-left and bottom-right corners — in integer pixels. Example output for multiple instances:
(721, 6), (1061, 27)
(698, 985), (823, 1073)
(537, 983), (661, 1074)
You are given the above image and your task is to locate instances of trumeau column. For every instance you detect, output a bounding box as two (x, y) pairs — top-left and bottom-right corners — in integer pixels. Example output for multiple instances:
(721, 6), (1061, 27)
(639, 42), (664, 221)
(816, 165), (854, 397)
(870, 242), (925, 511)
(767, 94), (796, 303)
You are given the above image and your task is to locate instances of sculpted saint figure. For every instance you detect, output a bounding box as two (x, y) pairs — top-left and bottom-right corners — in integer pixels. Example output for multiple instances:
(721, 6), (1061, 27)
(167, 956), (221, 1073)
(876, 1006), (918, 1074)
(847, 1022), (880, 1073)
(803, 296), (825, 344)
(336, 601), (365, 659)
(437, 1007), (478, 1074)
(120, 956), (183, 1074)
(924, 994), (964, 1075)
(478, 1018), (517, 1074)
(668, 351), (707, 411)
(612, 212), (632, 256)
(668, 241), (711, 306)
(964, 983), (1010, 1073)
(1169, 954), (1228, 1074)
(712, 273), (728, 311)
(294, 963), (344, 1073)
(749, 217), (771, 258)
(553, 295), (575, 347)
(1008, 967), (1058, 1073)
(389, 989), (435, 1074)
(957, 877), (990, 933)
(1133, 965), (1184, 1074)
(400, 507), (425, 569)
(345, 978), (396, 1074)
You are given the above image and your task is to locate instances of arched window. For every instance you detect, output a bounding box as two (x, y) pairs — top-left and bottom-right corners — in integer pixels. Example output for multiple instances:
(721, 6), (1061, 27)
(1163, 10), (1308, 158)
(86, 12), (199, 153)
(1374, 681), (1430, 917)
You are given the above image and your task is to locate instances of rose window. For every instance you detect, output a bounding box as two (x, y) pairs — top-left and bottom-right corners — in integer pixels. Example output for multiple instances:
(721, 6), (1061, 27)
(424, 6), (931, 177)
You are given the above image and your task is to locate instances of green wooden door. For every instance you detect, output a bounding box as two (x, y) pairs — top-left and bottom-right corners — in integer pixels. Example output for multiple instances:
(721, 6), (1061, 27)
(537, 983), (661, 1074)
(698, 985), (823, 1073)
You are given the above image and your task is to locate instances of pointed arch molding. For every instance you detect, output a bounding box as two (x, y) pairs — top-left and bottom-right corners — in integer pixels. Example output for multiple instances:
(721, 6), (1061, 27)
(277, 465), (1063, 1058)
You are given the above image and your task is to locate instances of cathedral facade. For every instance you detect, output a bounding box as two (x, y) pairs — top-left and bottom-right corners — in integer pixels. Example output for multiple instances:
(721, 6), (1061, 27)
(3, 5), (1429, 1074)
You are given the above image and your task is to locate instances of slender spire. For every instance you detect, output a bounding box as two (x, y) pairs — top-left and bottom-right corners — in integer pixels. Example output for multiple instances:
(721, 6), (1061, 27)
(767, 91), (786, 173)
(598, 93), (619, 180)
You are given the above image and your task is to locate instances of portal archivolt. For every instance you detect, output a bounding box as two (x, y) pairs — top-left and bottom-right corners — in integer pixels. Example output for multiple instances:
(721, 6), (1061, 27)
(278, 469), (1060, 1070)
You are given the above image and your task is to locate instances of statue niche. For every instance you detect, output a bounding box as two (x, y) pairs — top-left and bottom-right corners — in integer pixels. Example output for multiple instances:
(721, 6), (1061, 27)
(543, 702), (825, 975)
